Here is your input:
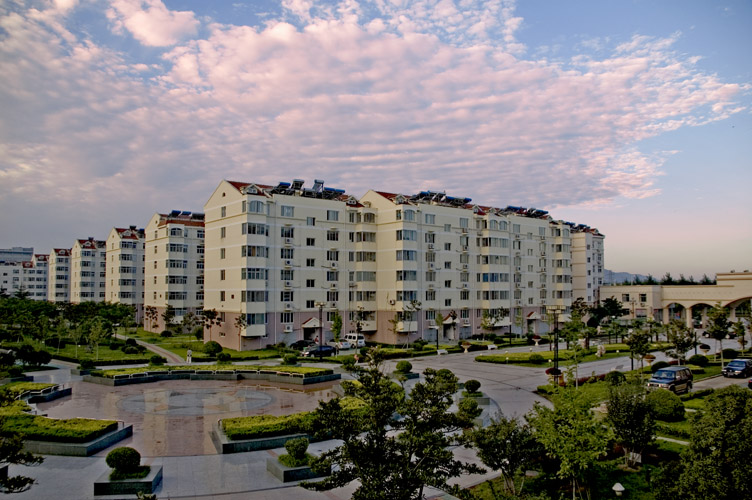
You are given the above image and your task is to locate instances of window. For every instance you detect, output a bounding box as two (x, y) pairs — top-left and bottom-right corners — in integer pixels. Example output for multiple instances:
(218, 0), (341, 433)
(327, 291), (339, 302)
(445, 299), (452, 307)
(460, 290), (469, 300)
(248, 200), (264, 213)
(242, 268), (266, 280)
(170, 227), (183, 237)
(459, 217), (468, 228)
(241, 291), (267, 302)
(444, 243), (451, 251)
(306, 279), (315, 288)
(220, 206), (226, 217)
(326, 230), (339, 241)
(396, 250), (417, 261)
(220, 270), (226, 280)
(242, 245), (268, 257)
(396, 270), (417, 281)
(306, 300), (315, 308)
(396, 210), (402, 220)
(197, 229), (205, 239)
(306, 258), (315, 267)
(639, 293), (647, 302)
(280, 269), (294, 280)
(220, 291), (226, 302)
(281, 205), (294, 217)
(425, 213), (435, 224)
(622, 294), (630, 302)
(425, 290), (436, 301)
(281, 291), (293, 302)
(396, 230), (417, 241)
(281, 248), (294, 259)
(281, 227), (294, 238)
(220, 248), (226, 259)
(220, 227), (226, 238)
(403, 209), (415, 221)
(326, 250), (339, 261)
(327, 271), (339, 282)
(444, 261), (452, 269)
(306, 237), (315, 246)
(426, 271), (436, 281)
(280, 312), (293, 323)
(326, 210), (339, 221)
(444, 280), (452, 288)
(242, 223), (268, 235)
(425, 232), (435, 244)
(246, 313), (266, 325)
(307, 217), (316, 226)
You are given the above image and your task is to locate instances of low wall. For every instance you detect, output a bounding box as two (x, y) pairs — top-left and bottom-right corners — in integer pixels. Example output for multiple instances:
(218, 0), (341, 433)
(84, 370), (340, 386)
(27, 387), (72, 404)
(211, 421), (313, 454)
(94, 465), (162, 496)
(24, 424), (133, 457)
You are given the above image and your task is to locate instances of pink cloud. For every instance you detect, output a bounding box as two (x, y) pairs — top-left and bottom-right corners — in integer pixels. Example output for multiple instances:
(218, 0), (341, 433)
(107, 0), (199, 47)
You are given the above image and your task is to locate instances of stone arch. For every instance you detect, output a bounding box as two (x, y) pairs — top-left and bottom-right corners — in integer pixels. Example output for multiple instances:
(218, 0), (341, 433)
(665, 303), (686, 324)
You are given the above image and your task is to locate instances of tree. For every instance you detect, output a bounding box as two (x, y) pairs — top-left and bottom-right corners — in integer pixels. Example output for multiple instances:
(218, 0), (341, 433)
(202, 309), (221, 341)
(330, 311), (343, 342)
(470, 415), (539, 496)
(0, 391), (44, 492)
(86, 317), (113, 360)
(706, 303), (731, 363)
(528, 383), (610, 499)
(434, 312), (444, 350)
(664, 320), (696, 365)
(625, 328), (652, 374)
(606, 380), (655, 467)
(306, 358), (481, 500)
(161, 305), (176, 330)
(144, 306), (159, 332)
(662, 385), (752, 500)
(733, 321), (746, 353)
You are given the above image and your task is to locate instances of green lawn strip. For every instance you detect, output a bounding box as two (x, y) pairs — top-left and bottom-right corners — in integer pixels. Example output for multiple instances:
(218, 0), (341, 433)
(6, 339), (154, 363)
(0, 382), (56, 398)
(118, 330), (282, 360)
(655, 438), (688, 455)
(655, 418), (692, 440)
(278, 453), (314, 468)
(93, 364), (333, 378)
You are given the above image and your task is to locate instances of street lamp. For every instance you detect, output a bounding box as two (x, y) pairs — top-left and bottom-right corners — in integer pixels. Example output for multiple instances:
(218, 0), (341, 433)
(315, 301), (326, 351)
(546, 305), (565, 384)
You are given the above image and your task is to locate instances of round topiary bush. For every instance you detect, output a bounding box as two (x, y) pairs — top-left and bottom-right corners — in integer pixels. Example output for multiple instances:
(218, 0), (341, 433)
(122, 346), (139, 355)
(216, 352), (231, 363)
(125, 338), (138, 347)
(529, 353), (545, 364)
(646, 389), (685, 422)
(604, 370), (626, 385)
(722, 348), (738, 360)
(395, 360), (412, 373)
(651, 360), (670, 373)
(160, 329), (173, 338)
(412, 340), (427, 351)
(688, 354), (709, 367)
(149, 355), (166, 366)
(203, 341), (223, 356)
(78, 359), (96, 370)
(283, 353), (298, 365)
(106, 447), (141, 473)
(464, 379), (481, 393)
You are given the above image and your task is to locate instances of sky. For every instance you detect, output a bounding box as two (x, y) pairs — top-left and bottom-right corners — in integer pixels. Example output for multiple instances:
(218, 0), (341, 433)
(1, 0), (750, 279)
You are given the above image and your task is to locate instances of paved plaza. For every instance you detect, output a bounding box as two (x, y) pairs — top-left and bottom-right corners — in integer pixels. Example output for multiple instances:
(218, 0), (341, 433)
(8, 341), (739, 500)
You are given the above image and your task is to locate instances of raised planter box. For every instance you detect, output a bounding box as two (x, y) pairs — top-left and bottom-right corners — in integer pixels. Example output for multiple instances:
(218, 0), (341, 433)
(83, 370), (339, 387)
(266, 458), (329, 482)
(27, 387), (72, 404)
(93, 465), (162, 496)
(459, 392), (491, 406)
(69, 369), (90, 376)
(24, 424), (133, 457)
(392, 371), (419, 380)
(211, 421), (312, 454)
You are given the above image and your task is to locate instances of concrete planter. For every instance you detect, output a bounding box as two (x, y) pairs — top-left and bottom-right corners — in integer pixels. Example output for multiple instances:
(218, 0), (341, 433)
(93, 465), (162, 496)
(392, 371), (419, 380)
(459, 392), (491, 406)
(27, 387), (72, 404)
(266, 458), (329, 483)
(211, 421), (313, 454)
(24, 424), (133, 457)
(83, 370), (339, 387)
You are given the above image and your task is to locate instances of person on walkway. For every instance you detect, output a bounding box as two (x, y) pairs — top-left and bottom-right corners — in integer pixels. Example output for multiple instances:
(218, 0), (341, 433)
(187, 349), (192, 364)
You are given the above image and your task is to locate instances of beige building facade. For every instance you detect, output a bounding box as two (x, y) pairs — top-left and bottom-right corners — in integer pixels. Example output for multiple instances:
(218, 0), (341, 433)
(106, 226), (145, 320)
(70, 238), (107, 303)
(0, 254), (48, 299)
(571, 228), (605, 304)
(47, 248), (71, 302)
(203, 179), (602, 351)
(600, 271), (752, 327)
(144, 211), (205, 332)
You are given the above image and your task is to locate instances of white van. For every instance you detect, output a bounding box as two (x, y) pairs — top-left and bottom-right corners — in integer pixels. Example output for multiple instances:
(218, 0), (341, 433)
(344, 333), (366, 347)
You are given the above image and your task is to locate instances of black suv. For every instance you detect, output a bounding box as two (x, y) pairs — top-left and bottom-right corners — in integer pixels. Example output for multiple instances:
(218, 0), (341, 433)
(722, 359), (752, 378)
(289, 339), (316, 351)
(301, 345), (336, 358)
(647, 366), (693, 394)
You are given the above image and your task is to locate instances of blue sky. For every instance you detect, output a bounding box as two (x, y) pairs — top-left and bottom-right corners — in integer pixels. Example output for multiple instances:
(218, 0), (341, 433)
(0, 0), (750, 279)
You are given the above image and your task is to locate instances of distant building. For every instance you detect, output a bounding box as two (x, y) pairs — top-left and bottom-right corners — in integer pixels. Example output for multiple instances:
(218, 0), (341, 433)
(0, 246), (33, 263)
(106, 226), (146, 321)
(600, 271), (752, 326)
(201, 178), (603, 351)
(70, 238), (107, 303)
(0, 254), (48, 299)
(144, 211), (205, 332)
(48, 249), (71, 302)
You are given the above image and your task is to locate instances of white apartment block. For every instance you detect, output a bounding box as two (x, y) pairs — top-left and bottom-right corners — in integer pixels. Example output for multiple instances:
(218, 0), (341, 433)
(0, 254), (48, 299)
(70, 238), (107, 303)
(47, 248), (71, 302)
(203, 179), (600, 351)
(571, 226), (605, 304)
(144, 211), (205, 332)
(106, 226), (146, 320)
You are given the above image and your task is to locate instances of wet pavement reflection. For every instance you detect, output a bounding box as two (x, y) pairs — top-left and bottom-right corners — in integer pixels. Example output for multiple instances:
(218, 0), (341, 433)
(35, 378), (339, 457)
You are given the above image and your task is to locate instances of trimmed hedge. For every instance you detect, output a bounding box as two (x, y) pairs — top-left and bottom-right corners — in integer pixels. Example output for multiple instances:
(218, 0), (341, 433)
(0, 382), (55, 398)
(106, 447), (141, 472)
(1, 414), (119, 443)
(222, 412), (315, 440)
(687, 354), (709, 367)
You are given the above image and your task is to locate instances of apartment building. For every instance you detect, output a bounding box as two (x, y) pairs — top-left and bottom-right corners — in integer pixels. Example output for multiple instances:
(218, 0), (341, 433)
(0, 254), (48, 299)
(571, 226), (605, 304)
(106, 226), (145, 320)
(0, 246), (34, 263)
(70, 238), (107, 303)
(144, 211), (205, 332)
(47, 248), (71, 302)
(203, 179), (599, 351)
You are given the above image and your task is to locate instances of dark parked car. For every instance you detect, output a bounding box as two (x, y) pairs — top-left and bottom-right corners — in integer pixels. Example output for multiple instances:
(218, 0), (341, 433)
(289, 339), (316, 351)
(722, 359), (752, 378)
(647, 366), (693, 394)
(301, 345), (336, 358)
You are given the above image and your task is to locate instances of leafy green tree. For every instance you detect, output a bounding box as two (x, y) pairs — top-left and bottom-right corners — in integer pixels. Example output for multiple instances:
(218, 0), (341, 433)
(306, 359), (481, 500)
(662, 385), (752, 500)
(470, 415), (539, 496)
(144, 306), (159, 332)
(606, 380), (655, 467)
(706, 303), (731, 363)
(434, 312), (444, 349)
(330, 311), (343, 342)
(664, 320), (696, 364)
(202, 309), (221, 340)
(528, 384), (610, 499)
(625, 328), (652, 374)
(161, 305), (176, 330)
(0, 391), (44, 492)
(732, 321), (746, 353)
(86, 317), (113, 360)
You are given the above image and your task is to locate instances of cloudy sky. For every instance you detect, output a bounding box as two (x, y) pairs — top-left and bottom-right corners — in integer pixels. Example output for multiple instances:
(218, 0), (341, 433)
(1, 0), (750, 278)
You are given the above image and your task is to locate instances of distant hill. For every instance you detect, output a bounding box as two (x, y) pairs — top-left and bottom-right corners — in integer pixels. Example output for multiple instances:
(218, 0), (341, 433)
(603, 270), (648, 285)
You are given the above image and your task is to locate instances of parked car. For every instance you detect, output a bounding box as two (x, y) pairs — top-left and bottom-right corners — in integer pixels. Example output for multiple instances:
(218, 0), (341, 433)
(301, 345), (336, 358)
(289, 339), (316, 351)
(328, 340), (352, 350)
(722, 359), (752, 378)
(647, 366), (693, 394)
(748, 378), (752, 390)
(345, 333), (366, 348)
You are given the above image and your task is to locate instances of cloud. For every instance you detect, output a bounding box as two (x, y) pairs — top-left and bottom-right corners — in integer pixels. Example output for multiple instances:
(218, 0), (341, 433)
(0, 0), (747, 250)
(107, 0), (199, 47)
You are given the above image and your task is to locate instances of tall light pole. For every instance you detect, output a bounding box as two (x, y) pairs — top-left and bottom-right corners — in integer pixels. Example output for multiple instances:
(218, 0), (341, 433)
(315, 301), (326, 351)
(547, 305), (565, 384)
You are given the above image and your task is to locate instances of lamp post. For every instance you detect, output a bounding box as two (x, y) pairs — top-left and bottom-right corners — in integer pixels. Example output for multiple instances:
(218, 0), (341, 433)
(547, 305), (565, 384)
(315, 301), (326, 351)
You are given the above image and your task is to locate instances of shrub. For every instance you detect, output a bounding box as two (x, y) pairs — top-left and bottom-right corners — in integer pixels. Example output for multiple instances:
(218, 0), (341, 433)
(646, 389), (685, 422)
(360, 346), (369, 358)
(149, 355), (166, 366)
(125, 338), (138, 347)
(340, 356), (356, 370)
(604, 370), (626, 385)
(285, 437), (309, 462)
(412, 340), (427, 351)
(464, 379), (481, 393)
(160, 329), (173, 338)
(193, 326), (204, 340)
(529, 353), (545, 364)
(216, 352), (231, 363)
(203, 341), (223, 356)
(395, 360), (413, 373)
(687, 354), (709, 367)
(122, 346), (139, 355)
(78, 359), (96, 370)
(108, 341), (123, 350)
(722, 348), (738, 360)
(106, 447), (141, 473)
(282, 354), (298, 365)
(651, 361), (670, 373)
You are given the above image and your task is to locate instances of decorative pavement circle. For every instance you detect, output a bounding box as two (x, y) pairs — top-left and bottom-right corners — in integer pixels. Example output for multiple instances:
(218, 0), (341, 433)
(116, 387), (277, 416)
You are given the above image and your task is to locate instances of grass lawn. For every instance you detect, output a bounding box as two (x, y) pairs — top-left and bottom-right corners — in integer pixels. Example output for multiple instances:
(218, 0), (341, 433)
(7, 338), (154, 363)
